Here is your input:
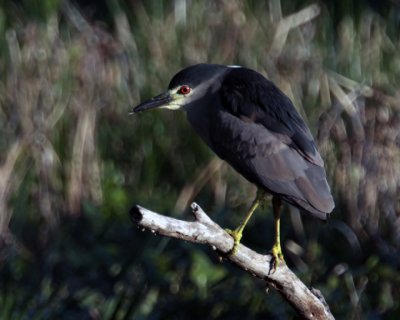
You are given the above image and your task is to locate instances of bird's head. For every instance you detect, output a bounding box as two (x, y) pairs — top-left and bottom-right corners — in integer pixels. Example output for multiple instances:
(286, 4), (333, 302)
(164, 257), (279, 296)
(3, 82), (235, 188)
(132, 64), (234, 113)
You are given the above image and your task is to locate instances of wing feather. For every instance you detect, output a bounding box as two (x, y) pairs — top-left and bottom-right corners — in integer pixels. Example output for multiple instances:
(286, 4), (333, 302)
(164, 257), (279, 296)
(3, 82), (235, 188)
(209, 68), (334, 217)
(221, 68), (324, 166)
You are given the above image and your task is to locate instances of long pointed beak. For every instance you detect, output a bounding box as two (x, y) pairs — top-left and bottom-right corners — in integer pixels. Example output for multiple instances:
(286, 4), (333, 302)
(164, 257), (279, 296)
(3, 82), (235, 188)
(131, 91), (172, 114)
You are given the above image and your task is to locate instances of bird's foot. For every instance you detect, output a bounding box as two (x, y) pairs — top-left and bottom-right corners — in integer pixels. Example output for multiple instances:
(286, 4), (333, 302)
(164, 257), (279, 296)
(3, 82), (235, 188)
(270, 242), (285, 274)
(225, 228), (243, 255)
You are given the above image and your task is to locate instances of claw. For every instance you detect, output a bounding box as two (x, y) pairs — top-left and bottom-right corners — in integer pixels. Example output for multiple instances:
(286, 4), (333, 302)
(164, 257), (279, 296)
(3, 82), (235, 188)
(270, 242), (285, 273)
(225, 228), (243, 255)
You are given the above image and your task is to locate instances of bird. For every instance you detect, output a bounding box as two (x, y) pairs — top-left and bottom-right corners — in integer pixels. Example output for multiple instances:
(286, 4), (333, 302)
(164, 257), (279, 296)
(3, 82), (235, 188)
(132, 64), (334, 268)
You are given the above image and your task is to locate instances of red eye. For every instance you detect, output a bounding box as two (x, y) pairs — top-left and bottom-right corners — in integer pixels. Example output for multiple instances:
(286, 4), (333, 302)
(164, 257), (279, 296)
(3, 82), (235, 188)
(178, 85), (191, 95)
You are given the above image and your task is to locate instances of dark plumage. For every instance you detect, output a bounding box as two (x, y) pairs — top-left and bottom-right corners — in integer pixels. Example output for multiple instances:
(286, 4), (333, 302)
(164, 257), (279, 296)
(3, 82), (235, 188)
(214, 67), (333, 219)
(167, 64), (333, 219)
(133, 63), (334, 262)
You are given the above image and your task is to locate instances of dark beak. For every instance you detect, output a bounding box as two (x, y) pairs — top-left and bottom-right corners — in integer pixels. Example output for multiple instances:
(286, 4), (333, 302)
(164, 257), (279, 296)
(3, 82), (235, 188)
(131, 91), (172, 114)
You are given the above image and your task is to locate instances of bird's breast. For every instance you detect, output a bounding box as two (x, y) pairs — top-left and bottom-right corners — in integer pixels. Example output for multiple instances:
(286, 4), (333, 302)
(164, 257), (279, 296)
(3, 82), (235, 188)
(185, 103), (215, 150)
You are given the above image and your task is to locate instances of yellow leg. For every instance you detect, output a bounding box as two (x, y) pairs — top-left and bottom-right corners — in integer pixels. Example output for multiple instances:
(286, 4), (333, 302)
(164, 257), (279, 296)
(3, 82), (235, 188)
(226, 190), (265, 254)
(271, 197), (285, 271)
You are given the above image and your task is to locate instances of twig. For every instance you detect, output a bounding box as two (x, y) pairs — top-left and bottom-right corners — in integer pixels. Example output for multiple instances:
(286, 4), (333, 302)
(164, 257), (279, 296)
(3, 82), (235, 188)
(130, 203), (334, 320)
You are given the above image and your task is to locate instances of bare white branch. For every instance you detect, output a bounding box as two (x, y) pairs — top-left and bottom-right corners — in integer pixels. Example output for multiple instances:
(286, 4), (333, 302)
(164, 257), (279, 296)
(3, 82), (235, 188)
(130, 202), (334, 320)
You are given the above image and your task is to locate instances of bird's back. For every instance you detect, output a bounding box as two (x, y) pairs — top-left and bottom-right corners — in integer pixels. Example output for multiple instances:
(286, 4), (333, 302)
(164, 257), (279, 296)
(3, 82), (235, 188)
(203, 67), (334, 219)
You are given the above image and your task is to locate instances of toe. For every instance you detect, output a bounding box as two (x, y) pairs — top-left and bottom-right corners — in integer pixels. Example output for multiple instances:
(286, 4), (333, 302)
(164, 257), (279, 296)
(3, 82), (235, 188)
(269, 245), (285, 273)
(225, 228), (242, 255)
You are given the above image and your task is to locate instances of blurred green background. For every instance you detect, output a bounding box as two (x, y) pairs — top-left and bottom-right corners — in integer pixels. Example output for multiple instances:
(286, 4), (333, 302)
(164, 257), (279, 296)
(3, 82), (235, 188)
(0, 0), (399, 319)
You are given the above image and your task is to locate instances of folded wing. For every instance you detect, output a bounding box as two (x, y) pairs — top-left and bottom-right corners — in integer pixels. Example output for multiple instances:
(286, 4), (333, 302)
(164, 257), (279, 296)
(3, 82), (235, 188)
(210, 68), (334, 218)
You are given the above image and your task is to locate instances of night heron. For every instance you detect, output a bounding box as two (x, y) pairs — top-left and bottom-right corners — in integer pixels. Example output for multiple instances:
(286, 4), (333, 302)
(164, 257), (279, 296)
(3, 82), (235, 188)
(132, 64), (334, 267)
